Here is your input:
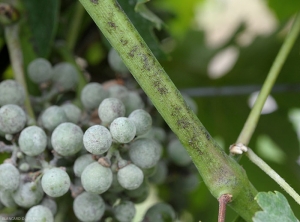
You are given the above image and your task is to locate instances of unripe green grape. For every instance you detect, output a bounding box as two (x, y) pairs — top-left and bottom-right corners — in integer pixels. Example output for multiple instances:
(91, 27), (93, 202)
(128, 109), (152, 136)
(123, 91), (145, 116)
(81, 162), (113, 194)
(41, 197), (57, 216)
(149, 161), (168, 184)
(12, 181), (44, 208)
(107, 84), (128, 101)
(83, 125), (112, 155)
(0, 190), (17, 207)
(108, 48), (129, 73)
(143, 203), (176, 222)
(129, 138), (162, 169)
(98, 98), (125, 125)
(19, 162), (30, 172)
(142, 166), (156, 177)
(61, 103), (81, 124)
(117, 163), (144, 190)
(41, 167), (71, 197)
(81, 82), (108, 110)
(27, 58), (53, 84)
(51, 122), (83, 156)
(0, 163), (20, 191)
(141, 126), (167, 143)
(18, 126), (47, 156)
(25, 205), (54, 222)
(167, 139), (192, 166)
(73, 191), (105, 222)
(41, 106), (68, 131)
(125, 179), (149, 203)
(0, 104), (27, 134)
(73, 154), (95, 177)
(52, 62), (79, 90)
(110, 117), (136, 143)
(0, 80), (25, 106)
(113, 200), (136, 222)
(109, 173), (124, 193)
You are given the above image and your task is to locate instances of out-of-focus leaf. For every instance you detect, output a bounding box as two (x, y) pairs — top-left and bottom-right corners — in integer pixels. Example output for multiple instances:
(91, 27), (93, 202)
(267, 0), (300, 21)
(118, 0), (166, 59)
(22, 0), (59, 57)
(135, 0), (164, 30)
(253, 191), (299, 222)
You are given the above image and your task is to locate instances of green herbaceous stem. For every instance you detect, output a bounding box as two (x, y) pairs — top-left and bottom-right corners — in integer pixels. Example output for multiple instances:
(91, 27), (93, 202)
(79, 0), (260, 220)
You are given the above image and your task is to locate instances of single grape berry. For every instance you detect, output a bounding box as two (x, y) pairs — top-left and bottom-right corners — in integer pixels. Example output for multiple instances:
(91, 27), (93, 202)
(129, 138), (162, 169)
(27, 58), (53, 84)
(51, 122), (83, 156)
(107, 84), (128, 101)
(0, 190), (17, 207)
(143, 202), (176, 222)
(0, 80), (25, 106)
(52, 62), (79, 91)
(108, 48), (129, 73)
(0, 104), (27, 134)
(125, 179), (150, 203)
(149, 160), (168, 185)
(109, 117), (136, 143)
(167, 139), (192, 166)
(41, 197), (57, 215)
(113, 200), (136, 222)
(41, 106), (68, 132)
(0, 163), (20, 191)
(25, 205), (54, 222)
(73, 154), (95, 177)
(18, 126), (47, 156)
(41, 167), (71, 197)
(98, 98), (125, 125)
(123, 91), (145, 116)
(81, 82), (108, 110)
(61, 103), (81, 124)
(81, 162), (113, 194)
(73, 192), (105, 222)
(83, 125), (112, 155)
(141, 126), (167, 143)
(12, 181), (44, 208)
(128, 109), (152, 136)
(117, 163), (144, 190)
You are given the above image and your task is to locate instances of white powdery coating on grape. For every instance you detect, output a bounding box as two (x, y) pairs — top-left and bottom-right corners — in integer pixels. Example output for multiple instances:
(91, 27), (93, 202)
(41, 197), (57, 216)
(41, 106), (68, 131)
(0, 190), (17, 207)
(81, 162), (113, 194)
(107, 84), (129, 101)
(123, 91), (145, 116)
(0, 104), (27, 134)
(52, 62), (79, 90)
(73, 154), (95, 177)
(27, 58), (53, 84)
(51, 122), (83, 156)
(0, 80), (25, 106)
(141, 126), (167, 143)
(25, 205), (54, 222)
(73, 192), (105, 222)
(0, 163), (20, 191)
(81, 82), (108, 110)
(143, 202), (176, 222)
(109, 117), (136, 143)
(114, 201), (136, 222)
(167, 139), (192, 166)
(83, 125), (112, 155)
(41, 168), (71, 197)
(61, 103), (81, 124)
(117, 164), (144, 190)
(98, 98), (125, 124)
(128, 109), (152, 136)
(108, 48), (129, 73)
(18, 126), (47, 156)
(13, 182), (44, 208)
(129, 138), (162, 169)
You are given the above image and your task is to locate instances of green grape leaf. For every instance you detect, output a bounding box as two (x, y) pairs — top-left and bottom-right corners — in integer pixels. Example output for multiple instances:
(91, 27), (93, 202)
(117, 0), (166, 59)
(135, 0), (164, 30)
(22, 0), (59, 57)
(267, 0), (300, 21)
(253, 191), (299, 222)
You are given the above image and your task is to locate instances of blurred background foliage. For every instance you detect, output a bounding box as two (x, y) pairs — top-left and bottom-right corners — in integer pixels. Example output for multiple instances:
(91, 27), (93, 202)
(1, 0), (300, 221)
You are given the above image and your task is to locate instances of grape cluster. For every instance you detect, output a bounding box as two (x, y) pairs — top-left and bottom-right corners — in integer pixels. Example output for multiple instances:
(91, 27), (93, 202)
(0, 55), (200, 221)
